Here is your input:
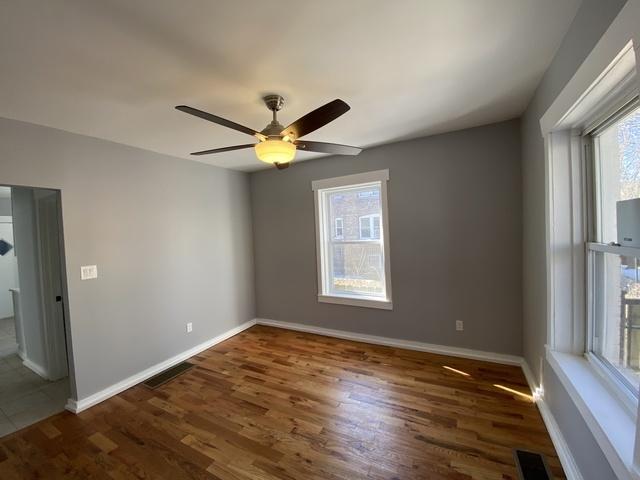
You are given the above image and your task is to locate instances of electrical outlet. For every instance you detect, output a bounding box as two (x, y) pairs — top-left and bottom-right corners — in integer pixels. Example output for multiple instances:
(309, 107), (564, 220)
(186, 322), (193, 333)
(455, 320), (464, 331)
(80, 265), (98, 280)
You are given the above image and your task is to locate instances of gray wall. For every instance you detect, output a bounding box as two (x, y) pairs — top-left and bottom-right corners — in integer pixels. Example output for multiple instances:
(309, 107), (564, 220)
(0, 117), (255, 400)
(12, 187), (48, 371)
(251, 120), (522, 355)
(521, 0), (626, 478)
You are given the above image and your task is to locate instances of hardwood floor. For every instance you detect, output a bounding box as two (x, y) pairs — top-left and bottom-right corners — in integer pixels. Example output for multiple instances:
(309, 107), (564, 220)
(0, 325), (564, 479)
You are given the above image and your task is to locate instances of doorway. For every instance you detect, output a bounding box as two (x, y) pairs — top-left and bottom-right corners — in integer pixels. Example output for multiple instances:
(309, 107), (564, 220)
(0, 185), (71, 437)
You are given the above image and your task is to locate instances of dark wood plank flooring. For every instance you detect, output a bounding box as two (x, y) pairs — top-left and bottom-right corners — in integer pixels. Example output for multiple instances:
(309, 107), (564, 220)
(0, 325), (564, 479)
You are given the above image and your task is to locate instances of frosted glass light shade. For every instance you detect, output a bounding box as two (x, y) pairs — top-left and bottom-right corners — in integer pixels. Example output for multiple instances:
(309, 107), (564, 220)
(254, 139), (296, 165)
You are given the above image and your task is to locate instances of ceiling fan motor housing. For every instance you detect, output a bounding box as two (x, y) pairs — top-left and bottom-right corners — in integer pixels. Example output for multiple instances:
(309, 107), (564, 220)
(263, 94), (285, 112)
(260, 123), (285, 137)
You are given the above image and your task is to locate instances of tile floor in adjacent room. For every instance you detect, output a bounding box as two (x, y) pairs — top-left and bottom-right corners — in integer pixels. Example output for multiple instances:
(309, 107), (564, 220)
(0, 354), (69, 437)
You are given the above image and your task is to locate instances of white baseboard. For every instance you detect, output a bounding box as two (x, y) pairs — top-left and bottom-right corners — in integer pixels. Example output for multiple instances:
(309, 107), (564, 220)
(521, 360), (583, 480)
(255, 318), (523, 366)
(66, 319), (256, 414)
(520, 360), (544, 401)
(536, 397), (584, 480)
(23, 357), (49, 380)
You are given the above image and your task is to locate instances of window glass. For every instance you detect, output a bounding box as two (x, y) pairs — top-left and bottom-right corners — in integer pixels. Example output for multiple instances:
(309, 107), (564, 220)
(359, 216), (371, 239)
(592, 251), (640, 393)
(594, 105), (640, 243)
(373, 215), (380, 239)
(334, 218), (343, 239)
(319, 184), (388, 299)
(590, 102), (640, 396)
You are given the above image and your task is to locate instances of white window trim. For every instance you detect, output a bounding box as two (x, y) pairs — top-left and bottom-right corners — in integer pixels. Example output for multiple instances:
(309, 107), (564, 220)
(312, 169), (392, 310)
(541, 4), (640, 478)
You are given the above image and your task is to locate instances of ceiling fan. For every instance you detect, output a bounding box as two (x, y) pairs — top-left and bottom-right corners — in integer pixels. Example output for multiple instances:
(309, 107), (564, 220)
(175, 95), (362, 170)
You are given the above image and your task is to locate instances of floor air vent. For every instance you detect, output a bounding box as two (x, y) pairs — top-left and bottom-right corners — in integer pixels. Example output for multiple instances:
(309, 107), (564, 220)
(143, 362), (194, 389)
(513, 449), (553, 480)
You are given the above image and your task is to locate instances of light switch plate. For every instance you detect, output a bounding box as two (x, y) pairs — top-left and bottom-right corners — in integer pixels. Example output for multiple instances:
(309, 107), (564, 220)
(456, 320), (464, 331)
(80, 265), (98, 280)
(186, 322), (193, 333)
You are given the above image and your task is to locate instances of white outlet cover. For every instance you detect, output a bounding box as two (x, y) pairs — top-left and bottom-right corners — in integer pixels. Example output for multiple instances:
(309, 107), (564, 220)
(80, 265), (98, 280)
(456, 320), (464, 331)
(186, 322), (193, 333)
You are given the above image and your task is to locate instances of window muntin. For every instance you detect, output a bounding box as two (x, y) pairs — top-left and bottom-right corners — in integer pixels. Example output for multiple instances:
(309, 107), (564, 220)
(313, 171), (391, 308)
(589, 101), (640, 397)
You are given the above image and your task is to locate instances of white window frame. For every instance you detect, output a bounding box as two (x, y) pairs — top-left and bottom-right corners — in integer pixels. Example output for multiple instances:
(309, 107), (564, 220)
(312, 170), (392, 310)
(358, 214), (380, 240)
(540, 6), (640, 477)
(585, 100), (640, 407)
(334, 217), (343, 239)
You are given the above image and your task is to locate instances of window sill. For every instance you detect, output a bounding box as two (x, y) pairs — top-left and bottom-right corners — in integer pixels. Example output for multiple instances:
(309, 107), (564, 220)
(318, 294), (393, 310)
(546, 348), (639, 479)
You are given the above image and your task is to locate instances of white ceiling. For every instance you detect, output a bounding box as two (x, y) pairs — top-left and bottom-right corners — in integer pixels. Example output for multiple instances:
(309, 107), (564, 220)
(0, 0), (580, 171)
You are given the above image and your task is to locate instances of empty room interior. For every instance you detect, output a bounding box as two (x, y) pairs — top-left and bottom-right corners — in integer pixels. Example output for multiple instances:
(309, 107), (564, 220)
(1, 1), (640, 479)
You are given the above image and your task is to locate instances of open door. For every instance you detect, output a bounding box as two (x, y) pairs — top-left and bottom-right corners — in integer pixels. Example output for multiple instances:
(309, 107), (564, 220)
(0, 186), (71, 437)
(0, 214), (19, 357)
(35, 191), (68, 381)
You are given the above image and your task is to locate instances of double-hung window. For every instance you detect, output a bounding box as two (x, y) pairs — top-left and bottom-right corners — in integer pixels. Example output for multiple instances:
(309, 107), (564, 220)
(312, 170), (392, 310)
(541, 15), (640, 476)
(586, 99), (640, 398)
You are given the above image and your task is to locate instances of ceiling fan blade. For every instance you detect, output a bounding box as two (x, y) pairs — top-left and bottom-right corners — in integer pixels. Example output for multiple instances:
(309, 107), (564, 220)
(176, 105), (266, 141)
(295, 140), (362, 156)
(190, 144), (255, 156)
(281, 99), (350, 140)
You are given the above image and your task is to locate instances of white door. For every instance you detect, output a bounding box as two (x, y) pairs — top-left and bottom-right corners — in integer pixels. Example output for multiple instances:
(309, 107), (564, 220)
(35, 192), (68, 380)
(0, 217), (18, 320)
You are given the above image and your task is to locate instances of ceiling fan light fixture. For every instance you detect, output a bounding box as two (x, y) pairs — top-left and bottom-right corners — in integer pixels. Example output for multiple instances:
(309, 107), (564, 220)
(254, 138), (296, 165)
(176, 96), (360, 169)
